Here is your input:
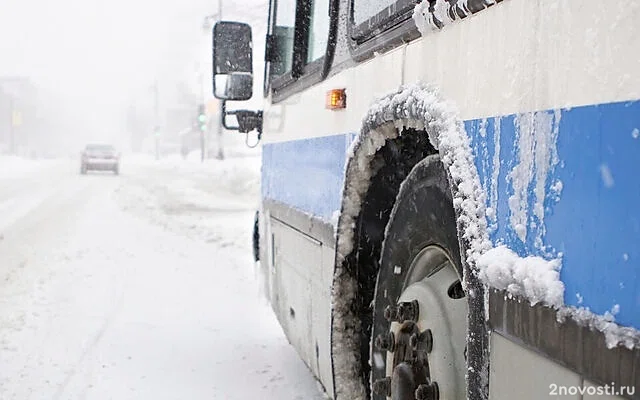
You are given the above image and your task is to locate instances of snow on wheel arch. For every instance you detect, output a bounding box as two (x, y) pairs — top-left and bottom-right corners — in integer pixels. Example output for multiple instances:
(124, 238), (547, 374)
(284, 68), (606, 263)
(330, 83), (492, 400)
(329, 83), (640, 400)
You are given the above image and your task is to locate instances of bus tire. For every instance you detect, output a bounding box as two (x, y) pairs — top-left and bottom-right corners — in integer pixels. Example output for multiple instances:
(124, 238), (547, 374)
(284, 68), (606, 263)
(370, 154), (469, 400)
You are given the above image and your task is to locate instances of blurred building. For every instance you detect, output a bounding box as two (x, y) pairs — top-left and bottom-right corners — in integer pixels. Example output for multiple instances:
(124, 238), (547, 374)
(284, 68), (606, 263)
(0, 77), (41, 155)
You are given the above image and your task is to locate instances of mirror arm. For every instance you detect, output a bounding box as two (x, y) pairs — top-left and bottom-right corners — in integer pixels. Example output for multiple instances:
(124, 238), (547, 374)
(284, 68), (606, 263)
(221, 100), (238, 131)
(220, 100), (263, 147)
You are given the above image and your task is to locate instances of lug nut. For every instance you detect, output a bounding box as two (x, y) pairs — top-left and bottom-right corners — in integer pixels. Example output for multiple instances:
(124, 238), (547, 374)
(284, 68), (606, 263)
(372, 376), (392, 397)
(384, 305), (400, 322)
(409, 329), (433, 353)
(375, 331), (396, 352)
(415, 381), (439, 400)
(398, 300), (419, 322)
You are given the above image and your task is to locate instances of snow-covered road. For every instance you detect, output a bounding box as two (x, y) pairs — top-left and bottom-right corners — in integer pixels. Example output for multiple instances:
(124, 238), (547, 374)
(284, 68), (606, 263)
(0, 155), (327, 400)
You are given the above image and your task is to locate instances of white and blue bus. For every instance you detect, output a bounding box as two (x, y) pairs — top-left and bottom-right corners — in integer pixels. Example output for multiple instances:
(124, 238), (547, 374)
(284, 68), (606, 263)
(211, 1), (639, 399)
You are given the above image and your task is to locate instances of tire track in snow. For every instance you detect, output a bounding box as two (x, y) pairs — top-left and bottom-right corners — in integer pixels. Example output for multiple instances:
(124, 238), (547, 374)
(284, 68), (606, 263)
(0, 173), (122, 400)
(51, 282), (126, 400)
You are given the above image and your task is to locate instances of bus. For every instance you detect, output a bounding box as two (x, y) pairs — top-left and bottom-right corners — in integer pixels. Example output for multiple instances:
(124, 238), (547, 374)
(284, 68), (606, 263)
(211, 1), (640, 399)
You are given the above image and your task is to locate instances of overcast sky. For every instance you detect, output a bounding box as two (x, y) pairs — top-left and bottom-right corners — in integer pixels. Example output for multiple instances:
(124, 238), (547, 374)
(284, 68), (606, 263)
(1, 0), (267, 148)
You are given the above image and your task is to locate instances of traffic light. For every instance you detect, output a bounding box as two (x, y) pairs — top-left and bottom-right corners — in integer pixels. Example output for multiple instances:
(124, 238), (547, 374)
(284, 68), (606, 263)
(198, 104), (207, 132)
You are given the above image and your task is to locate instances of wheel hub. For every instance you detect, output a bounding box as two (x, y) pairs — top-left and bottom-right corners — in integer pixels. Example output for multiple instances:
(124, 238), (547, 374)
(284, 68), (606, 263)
(372, 246), (468, 400)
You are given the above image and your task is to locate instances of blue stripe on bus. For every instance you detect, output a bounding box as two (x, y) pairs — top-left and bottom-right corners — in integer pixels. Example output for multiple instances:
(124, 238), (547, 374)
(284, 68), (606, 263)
(262, 101), (640, 329)
(262, 133), (355, 221)
(467, 101), (640, 328)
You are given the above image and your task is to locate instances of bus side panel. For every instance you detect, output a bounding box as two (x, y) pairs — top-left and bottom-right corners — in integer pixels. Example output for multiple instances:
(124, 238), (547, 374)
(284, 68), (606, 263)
(270, 219), (321, 373)
(261, 131), (357, 396)
(465, 101), (640, 329)
(262, 134), (353, 220)
(264, 216), (335, 395)
(548, 102), (640, 323)
(402, 0), (640, 329)
(318, 243), (336, 396)
(403, 0), (640, 122)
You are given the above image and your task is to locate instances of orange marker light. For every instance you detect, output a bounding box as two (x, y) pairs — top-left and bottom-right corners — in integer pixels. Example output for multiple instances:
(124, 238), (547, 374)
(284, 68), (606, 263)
(326, 88), (346, 110)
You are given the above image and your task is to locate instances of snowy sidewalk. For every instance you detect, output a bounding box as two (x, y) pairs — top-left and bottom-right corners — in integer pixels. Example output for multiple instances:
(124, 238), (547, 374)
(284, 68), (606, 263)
(0, 155), (61, 179)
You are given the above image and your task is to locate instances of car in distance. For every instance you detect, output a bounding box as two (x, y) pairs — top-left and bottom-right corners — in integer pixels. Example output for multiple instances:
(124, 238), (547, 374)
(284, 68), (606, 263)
(80, 144), (120, 175)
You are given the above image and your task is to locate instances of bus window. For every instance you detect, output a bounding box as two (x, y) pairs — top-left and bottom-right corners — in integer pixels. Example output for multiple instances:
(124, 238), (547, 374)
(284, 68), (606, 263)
(351, 0), (416, 44)
(307, 0), (330, 63)
(271, 0), (297, 77)
(353, 0), (417, 22)
(353, 0), (395, 24)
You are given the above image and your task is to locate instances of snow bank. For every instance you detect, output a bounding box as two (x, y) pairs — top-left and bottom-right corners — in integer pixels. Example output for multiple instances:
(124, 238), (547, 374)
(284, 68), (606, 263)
(115, 153), (261, 249)
(124, 152), (261, 198)
(0, 155), (52, 179)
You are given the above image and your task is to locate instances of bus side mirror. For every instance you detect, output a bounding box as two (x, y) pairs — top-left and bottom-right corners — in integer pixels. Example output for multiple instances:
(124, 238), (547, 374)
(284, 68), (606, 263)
(212, 21), (253, 101)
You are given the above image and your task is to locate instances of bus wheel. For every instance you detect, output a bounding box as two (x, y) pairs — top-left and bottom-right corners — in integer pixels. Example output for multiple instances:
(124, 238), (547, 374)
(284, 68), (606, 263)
(370, 154), (468, 400)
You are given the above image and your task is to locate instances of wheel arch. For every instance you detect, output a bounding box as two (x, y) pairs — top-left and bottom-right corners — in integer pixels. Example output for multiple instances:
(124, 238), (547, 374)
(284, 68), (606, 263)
(330, 84), (491, 400)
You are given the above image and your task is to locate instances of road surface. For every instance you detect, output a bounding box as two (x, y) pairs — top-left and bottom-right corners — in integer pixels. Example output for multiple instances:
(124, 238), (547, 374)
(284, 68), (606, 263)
(0, 155), (327, 400)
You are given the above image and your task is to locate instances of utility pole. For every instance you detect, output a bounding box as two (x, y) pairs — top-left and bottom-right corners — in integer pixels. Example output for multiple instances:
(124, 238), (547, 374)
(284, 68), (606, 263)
(198, 71), (207, 162)
(201, 128), (206, 162)
(9, 97), (14, 154)
(215, 102), (224, 160)
(203, 1), (225, 160)
(153, 80), (160, 160)
(215, 0), (224, 160)
(198, 104), (206, 163)
(8, 98), (22, 155)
